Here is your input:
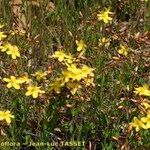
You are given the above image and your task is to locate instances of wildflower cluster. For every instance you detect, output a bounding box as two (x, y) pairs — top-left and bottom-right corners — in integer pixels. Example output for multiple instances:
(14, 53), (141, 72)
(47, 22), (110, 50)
(0, 1), (150, 148)
(0, 25), (20, 59)
(97, 9), (130, 57)
(3, 73), (46, 99)
(130, 84), (150, 132)
(50, 41), (94, 95)
(0, 36), (94, 129)
(1, 35), (94, 126)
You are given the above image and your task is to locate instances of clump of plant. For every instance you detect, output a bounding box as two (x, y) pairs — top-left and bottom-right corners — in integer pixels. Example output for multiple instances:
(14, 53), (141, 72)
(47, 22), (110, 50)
(0, 23), (95, 126)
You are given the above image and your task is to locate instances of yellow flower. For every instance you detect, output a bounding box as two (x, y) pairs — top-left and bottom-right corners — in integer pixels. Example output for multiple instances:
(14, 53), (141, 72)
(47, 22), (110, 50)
(52, 50), (73, 64)
(0, 43), (12, 52)
(25, 85), (45, 98)
(99, 37), (110, 47)
(32, 70), (47, 81)
(3, 76), (23, 89)
(130, 117), (146, 132)
(97, 9), (113, 23)
(6, 45), (20, 59)
(118, 44), (129, 56)
(0, 43), (20, 59)
(0, 32), (7, 40)
(76, 40), (87, 52)
(134, 84), (150, 96)
(141, 114), (150, 129)
(0, 110), (14, 125)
